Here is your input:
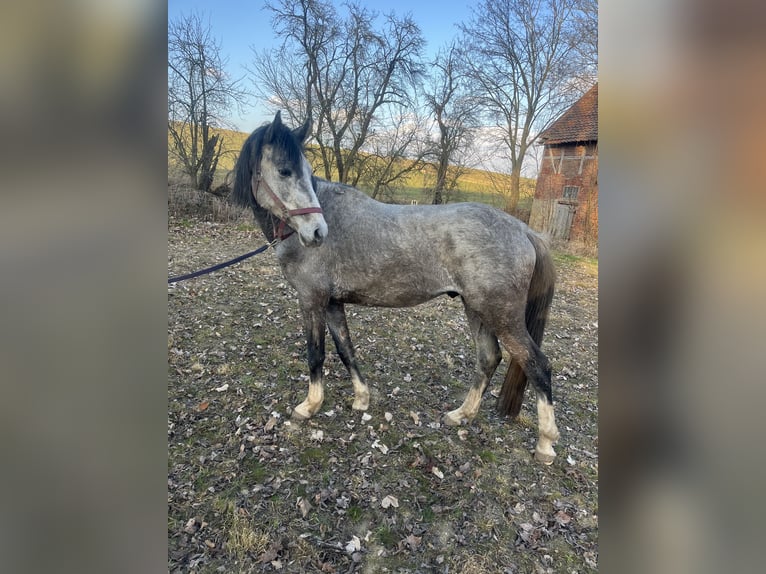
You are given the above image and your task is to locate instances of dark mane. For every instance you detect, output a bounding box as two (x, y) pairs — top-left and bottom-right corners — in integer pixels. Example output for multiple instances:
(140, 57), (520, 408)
(231, 117), (305, 210)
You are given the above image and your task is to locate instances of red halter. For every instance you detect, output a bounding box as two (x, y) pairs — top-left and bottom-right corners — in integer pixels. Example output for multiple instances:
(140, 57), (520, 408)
(253, 157), (324, 240)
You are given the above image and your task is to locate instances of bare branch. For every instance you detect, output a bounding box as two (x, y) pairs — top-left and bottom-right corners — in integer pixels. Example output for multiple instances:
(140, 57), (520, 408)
(168, 12), (248, 192)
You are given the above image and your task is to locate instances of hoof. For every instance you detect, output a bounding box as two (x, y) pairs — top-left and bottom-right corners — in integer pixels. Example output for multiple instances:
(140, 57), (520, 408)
(292, 404), (312, 421)
(443, 410), (466, 426)
(352, 397), (369, 411)
(534, 448), (556, 465)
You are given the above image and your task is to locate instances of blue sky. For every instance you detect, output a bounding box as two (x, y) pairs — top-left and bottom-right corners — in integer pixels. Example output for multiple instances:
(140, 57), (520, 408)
(168, 0), (473, 131)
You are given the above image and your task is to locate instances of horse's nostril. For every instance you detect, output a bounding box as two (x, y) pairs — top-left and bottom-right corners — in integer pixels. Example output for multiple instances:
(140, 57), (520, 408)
(314, 228), (324, 244)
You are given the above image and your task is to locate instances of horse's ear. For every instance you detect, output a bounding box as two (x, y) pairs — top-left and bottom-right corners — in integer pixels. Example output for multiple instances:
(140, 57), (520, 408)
(293, 115), (312, 144)
(264, 111), (282, 141)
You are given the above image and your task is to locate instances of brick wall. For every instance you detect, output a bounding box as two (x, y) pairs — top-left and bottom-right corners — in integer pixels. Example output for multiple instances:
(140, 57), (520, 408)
(529, 142), (598, 244)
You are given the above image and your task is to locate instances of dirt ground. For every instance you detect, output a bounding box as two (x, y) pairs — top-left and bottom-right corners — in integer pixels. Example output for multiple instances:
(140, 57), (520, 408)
(168, 217), (598, 573)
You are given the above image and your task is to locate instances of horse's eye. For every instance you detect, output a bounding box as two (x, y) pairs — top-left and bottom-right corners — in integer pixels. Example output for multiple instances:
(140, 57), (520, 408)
(278, 168), (292, 178)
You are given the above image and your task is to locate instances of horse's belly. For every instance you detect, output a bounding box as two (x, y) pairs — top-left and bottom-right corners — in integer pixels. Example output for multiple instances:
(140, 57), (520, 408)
(341, 290), (440, 308)
(338, 276), (455, 308)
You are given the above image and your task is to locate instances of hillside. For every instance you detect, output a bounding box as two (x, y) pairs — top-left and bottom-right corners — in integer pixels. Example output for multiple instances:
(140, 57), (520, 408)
(168, 124), (535, 208)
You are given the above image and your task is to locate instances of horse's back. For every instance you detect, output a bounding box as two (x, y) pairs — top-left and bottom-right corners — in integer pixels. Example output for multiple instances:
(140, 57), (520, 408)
(307, 181), (538, 306)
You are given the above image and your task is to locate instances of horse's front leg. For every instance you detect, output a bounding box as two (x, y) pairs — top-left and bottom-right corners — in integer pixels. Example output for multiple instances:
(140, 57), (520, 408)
(326, 300), (369, 411)
(292, 303), (327, 420)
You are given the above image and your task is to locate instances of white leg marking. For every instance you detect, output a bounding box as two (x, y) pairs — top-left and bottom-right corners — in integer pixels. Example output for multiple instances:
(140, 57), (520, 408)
(351, 373), (369, 411)
(443, 407), (466, 426)
(444, 385), (485, 426)
(293, 382), (324, 420)
(534, 395), (560, 464)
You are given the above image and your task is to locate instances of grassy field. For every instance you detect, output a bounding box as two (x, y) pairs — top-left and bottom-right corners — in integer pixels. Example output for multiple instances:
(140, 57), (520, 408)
(168, 125), (535, 210)
(168, 217), (598, 573)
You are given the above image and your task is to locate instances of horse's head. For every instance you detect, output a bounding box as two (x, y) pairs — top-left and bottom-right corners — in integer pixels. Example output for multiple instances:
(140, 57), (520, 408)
(233, 111), (328, 247)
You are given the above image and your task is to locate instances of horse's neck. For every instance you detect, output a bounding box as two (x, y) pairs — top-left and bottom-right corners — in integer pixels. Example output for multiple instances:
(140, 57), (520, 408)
(251, 204), (278, 243)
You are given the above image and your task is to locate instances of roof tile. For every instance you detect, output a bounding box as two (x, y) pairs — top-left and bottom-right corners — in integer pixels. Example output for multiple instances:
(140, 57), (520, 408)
(538, 84), (598, 145)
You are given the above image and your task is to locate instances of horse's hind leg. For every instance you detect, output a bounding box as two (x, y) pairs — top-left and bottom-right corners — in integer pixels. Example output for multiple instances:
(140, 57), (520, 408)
(444, 305), (501, 425)
(498, 329), (560, 464)
(292, 304), (326, 420)
(326, 300), (369, 411)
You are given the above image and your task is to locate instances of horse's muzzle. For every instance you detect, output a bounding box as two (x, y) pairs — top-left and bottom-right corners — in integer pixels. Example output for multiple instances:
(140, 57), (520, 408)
(297, 217), (328, 247)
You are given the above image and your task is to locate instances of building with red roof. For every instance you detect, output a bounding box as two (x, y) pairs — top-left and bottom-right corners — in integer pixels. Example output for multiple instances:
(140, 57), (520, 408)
(529, 84), (598, 245)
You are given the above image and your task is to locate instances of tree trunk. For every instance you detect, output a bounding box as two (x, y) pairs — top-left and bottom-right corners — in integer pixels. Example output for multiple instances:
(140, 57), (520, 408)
(198, 134), (220, 193)
(506, 168), (521, 213)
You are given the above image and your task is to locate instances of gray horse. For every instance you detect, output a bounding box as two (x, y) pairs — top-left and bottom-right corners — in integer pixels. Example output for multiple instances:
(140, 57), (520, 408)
(232, 112), (560, 464)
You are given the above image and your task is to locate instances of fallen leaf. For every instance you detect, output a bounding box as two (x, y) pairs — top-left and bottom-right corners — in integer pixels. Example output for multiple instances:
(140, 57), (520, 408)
(409, 411), (420, 425)
(258, 542), (281, 564)
(214, 383), (229, 392)
(264, 416), (278, 432)
(345, 535), (361, 553)
(197, 401), (209, 412)
(402, 534), (421, 550)
(381, 495), (399, 509)
(554, 510), (572, 525)
(431, 466), (444, 479)
(297, 497), (312, 518)
(361, 412), (372, 423)
(184, 517), (202, 534)
(384, 412), (393, 422)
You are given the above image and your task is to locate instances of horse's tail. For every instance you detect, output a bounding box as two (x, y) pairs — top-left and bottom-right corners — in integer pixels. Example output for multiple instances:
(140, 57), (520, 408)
(497, 231), (556, 417)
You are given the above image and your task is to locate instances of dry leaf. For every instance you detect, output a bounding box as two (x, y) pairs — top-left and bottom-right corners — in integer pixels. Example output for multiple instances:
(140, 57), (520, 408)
(197, 401), (209, 412)
(403, 533), (421, 550)
(264, 416), (278, 432)
(214, 383), (229, 392)
(345, 535), (361, 553)
(554, 510), (572, 525)
(297, 497), (312, 518)
(361, 412), (372, 423)
(384, 412), (393, 422)
(409, 411), (420, 425)
(258, 542), (281, 564)
(381, 495), (399, 508)
(431, 466), (444, 479)
(184, 517), (201, 533)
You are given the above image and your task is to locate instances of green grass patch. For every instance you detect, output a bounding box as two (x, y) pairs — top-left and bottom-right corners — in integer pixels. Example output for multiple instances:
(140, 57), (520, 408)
(375, 525), (399, 548)
(347, 504), (363, 522)
(299, 447), (329, 467)
(240, 457), (269, 482)
(478, 450), (498, 464)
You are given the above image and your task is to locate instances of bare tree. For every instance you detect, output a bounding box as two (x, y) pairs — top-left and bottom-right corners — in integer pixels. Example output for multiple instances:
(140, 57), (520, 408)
(460, 0), (581, 212)
(168, 13), (246, 192)
(423, 43), (477, 204)
(570, 0), (598, 86)
(357, 108), (429, 200)
(254, 0), (425, 185)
